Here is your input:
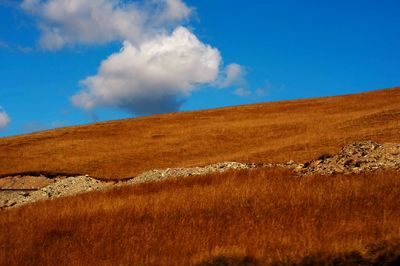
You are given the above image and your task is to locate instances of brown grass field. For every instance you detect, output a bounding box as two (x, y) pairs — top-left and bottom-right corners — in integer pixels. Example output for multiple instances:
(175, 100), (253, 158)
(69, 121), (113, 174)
(1, 87), (400, 265)
(1, 169), (400, 265)
(0, 87), (399, 180)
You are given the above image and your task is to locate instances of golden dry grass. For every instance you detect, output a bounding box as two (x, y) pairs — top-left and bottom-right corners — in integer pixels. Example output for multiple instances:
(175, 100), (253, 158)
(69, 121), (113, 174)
(1, 87), (400, 265)
(1, 168), (400, 265)
(0, 87), (399, 180)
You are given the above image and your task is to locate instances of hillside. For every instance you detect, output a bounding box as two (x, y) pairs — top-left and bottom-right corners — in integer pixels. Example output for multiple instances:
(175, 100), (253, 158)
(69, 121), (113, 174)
(1, 87), (399, 180)
(1, 87), (400, 265)
(2, 168), (400, 265)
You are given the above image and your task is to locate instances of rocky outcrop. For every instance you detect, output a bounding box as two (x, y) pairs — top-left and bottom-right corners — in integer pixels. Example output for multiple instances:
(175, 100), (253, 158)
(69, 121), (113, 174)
(293, 141), (400, 175)
(126, 162), (258, 185)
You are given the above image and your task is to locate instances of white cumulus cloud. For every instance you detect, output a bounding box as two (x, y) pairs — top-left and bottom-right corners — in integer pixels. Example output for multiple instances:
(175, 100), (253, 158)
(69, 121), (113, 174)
(0, 109), (10, 129)
(72, 27), (221, 114)
(21, 0), (192, 50)
(22, 0), (249, 114)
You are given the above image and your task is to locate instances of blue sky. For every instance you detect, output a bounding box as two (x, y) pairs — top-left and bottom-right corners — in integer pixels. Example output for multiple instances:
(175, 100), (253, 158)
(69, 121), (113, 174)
(0, 0), (399, 137)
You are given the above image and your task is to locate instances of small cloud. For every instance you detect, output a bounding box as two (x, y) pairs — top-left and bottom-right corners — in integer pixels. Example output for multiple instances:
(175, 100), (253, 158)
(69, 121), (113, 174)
(218, 63), (254, 98)
(234, 87), (251, 97)
(219, 63), (245, 88)
(0, 108), (10, 129)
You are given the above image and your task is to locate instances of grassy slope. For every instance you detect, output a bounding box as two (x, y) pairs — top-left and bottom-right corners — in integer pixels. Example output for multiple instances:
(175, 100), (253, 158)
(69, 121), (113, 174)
(1, 169), (399, 265)
(0, 87), (399, 179)
(1, 88), (400, 265)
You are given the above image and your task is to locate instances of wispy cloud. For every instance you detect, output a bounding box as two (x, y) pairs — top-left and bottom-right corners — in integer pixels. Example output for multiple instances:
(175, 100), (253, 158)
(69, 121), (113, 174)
(0, 39), (33, 53)
(234, 87), (251, 97)
(0, 107), (10, 129)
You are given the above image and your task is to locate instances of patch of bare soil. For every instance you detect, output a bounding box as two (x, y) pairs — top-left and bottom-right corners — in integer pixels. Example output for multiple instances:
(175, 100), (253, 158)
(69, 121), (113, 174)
(0, 175), (53, 189)
(1, 141), (399, 210)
